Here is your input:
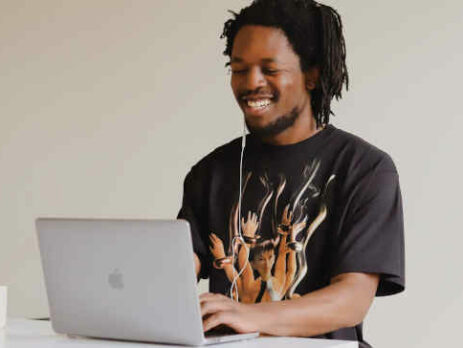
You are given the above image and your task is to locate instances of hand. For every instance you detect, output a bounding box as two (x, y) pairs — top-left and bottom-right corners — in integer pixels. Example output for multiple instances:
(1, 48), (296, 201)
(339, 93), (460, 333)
(281, 204), (293, 226)
(241, 211), (259, 238)
(209, 233), (226, 259)
(277, 204), (292, 236)
(200, 292), (261, 334)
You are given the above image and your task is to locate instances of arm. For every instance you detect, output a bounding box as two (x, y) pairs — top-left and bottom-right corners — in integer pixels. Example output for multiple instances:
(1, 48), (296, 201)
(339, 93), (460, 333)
(222, 264), (241, 288)
(255, 272), (380, 336)
(239, 212), (259, 286)
(284, 247), (296, 294)
(209, 233), (241, 289)
(275, 216), (307, 283)
(274, 205), (292, 280)
(273, 231), (287, 280)
(200, 272), (380, 336)
(194, 252), (201, 278)
(178, 168), (210, 281)
(237, 241), (255, 285)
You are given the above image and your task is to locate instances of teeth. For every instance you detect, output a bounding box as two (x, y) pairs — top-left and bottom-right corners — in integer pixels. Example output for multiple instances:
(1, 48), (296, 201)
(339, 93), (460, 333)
(247, 99), (271, 108)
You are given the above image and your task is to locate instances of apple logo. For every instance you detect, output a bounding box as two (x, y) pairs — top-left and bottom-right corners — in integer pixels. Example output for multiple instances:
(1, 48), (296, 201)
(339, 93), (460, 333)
(108, 269), (124, 290)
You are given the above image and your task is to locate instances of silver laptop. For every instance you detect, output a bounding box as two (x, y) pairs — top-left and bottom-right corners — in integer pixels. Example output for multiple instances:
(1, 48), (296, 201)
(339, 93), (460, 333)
(36, 218), (259, 345)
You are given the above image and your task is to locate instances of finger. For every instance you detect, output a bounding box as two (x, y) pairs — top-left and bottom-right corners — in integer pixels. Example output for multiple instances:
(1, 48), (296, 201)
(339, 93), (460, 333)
(283, 204), (288, 217)
(199, 292), (229, 302)
(200, 298), (230, 318)
(200, 296), (233, 311)
(212, 234), (222, 245)
(199, 292), (228, 300)
(203, 312), (228, 332)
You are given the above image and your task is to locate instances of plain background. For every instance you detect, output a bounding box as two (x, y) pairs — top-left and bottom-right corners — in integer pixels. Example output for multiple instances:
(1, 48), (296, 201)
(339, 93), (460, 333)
(0, 0), (461, 347)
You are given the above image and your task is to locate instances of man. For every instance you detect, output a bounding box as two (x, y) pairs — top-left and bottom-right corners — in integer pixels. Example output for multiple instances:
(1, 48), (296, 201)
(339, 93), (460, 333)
(177, 1), (405, 347)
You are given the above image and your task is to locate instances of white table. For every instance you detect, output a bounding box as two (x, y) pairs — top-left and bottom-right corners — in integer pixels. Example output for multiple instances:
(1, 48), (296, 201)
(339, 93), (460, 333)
(0, 318), (358, 347)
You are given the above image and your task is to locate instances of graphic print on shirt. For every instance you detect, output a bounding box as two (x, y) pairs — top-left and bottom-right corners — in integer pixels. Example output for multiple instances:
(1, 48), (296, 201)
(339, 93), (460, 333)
(209, 158), (336, 303)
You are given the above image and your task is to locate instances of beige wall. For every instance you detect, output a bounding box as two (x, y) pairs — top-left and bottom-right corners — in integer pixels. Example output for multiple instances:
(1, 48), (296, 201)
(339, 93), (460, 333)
(1, 1), (461, 347)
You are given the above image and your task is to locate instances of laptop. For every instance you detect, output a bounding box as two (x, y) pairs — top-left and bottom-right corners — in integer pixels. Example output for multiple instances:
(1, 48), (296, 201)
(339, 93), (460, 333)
(36, 217), (259, 345)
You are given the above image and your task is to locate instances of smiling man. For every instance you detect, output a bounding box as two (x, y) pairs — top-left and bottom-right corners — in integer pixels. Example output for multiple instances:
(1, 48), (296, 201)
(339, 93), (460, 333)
(177, 1), (405, 347)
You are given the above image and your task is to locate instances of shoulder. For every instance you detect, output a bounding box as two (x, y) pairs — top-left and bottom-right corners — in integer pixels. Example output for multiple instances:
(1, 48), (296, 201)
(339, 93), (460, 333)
(188, 136), (243, 175)
(331, 126), (398, 175)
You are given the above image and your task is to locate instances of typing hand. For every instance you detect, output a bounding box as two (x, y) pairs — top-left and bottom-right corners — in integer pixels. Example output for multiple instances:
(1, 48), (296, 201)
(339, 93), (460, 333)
(200, 292), (261, 334)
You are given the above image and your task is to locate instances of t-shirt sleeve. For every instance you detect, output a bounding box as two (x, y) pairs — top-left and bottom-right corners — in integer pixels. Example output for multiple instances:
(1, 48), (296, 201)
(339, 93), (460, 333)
(331, 155), (405, 296)
(177, 167), (211, 280)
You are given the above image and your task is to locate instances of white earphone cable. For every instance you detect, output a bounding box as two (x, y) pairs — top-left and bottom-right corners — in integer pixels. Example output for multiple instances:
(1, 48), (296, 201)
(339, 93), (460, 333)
(229, 117), (249, 302)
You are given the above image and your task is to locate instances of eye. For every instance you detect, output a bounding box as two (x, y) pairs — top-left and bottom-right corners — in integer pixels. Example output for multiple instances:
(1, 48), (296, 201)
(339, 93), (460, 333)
(231, 69), (247, 75)
(263, 68), (278, 75)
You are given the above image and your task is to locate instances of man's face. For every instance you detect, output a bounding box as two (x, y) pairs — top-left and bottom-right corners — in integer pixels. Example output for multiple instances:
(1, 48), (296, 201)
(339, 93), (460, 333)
(229, 25), (311, 138)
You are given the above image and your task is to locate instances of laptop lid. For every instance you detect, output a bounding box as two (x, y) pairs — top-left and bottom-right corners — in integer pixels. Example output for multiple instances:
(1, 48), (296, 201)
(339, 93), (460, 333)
(36, 218), (206, 345)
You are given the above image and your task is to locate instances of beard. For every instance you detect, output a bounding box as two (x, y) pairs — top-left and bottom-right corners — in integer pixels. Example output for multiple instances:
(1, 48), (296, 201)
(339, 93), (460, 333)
(245, 106), (300, 138)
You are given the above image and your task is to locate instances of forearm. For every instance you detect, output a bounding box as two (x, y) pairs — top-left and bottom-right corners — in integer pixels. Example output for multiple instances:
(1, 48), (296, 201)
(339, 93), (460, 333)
(274, 236), (287, 276)
(253, 273), (377, 337)
(284, 250), (296, 293)
(222, 264), (239, 286)
(238, 243), (253, 282)
(194, 253), (201, 278)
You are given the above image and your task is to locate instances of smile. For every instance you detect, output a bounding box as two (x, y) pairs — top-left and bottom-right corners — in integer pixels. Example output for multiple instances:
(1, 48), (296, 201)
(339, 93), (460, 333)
(246, 99), (272, 108)
(244, 98), (273, 115)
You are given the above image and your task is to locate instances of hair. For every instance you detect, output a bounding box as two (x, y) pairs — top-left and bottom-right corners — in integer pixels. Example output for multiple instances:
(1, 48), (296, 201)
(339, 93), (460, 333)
(249, 238), (277, 262)
(220, 0), (349, 128)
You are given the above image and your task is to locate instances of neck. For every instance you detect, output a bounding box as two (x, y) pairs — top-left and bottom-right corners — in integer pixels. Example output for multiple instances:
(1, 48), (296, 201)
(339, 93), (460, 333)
(259, 101), (323, 146)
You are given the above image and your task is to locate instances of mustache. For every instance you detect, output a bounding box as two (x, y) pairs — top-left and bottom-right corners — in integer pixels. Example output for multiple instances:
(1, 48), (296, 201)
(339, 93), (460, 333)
(239, 88), (279, 101)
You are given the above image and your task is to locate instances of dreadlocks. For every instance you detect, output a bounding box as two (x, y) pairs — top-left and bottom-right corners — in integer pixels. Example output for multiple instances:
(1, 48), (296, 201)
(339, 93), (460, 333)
(220, 0), (349, 128)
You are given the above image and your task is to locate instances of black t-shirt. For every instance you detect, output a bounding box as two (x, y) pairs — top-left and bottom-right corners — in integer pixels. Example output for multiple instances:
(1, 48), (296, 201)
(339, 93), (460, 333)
(177, 123), (405, 346)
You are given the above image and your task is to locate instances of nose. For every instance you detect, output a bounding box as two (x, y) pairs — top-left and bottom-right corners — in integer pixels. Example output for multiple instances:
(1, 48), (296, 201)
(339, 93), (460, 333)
(244, 67), (266, 91)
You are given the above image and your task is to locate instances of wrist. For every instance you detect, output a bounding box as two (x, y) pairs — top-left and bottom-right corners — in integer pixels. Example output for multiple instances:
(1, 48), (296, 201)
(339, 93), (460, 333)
(249, 302), (275, 334)
(240, 302), (269, 333)
(213, 256), (232, 269)
(243, 235), (260, 245)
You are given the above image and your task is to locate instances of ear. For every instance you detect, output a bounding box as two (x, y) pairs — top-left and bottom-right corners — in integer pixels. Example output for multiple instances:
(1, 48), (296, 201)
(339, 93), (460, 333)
(304, 65), (320, 91)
